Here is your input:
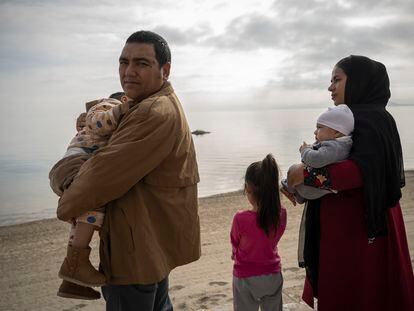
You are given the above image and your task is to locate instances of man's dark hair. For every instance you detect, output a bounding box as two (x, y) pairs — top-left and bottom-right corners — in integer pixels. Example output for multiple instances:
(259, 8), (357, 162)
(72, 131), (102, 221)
(126, 31), (171, 66)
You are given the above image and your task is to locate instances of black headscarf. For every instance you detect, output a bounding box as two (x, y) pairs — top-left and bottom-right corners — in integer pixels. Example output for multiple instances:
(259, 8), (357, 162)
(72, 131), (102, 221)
(302, 56), (406, 292)
(336, 55), (405, 238)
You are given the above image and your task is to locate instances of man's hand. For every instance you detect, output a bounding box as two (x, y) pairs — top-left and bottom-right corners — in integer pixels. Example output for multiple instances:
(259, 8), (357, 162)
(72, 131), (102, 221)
(280, 187), (297, 206)
(287, 163), (305, 188)
(76, 112), (87, 131)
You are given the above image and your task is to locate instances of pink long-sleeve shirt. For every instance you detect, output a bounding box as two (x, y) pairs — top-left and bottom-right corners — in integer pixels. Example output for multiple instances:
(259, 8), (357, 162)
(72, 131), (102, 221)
(230, 207), (287, 278)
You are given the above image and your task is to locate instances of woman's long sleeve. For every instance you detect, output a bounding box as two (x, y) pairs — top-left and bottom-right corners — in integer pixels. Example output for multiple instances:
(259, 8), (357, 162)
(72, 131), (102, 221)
(303, 160), (363, 191)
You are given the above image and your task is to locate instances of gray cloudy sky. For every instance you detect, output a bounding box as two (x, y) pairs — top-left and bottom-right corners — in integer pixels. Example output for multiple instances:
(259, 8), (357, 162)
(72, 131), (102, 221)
(0, 0), (413, 157)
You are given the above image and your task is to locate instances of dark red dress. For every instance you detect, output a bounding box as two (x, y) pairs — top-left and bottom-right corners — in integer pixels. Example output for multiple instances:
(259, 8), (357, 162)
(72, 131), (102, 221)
(302, 160), (414, 310)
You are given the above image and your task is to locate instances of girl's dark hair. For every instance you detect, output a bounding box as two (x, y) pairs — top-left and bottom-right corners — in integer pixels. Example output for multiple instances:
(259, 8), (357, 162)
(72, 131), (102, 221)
(245, 154), (281, 236)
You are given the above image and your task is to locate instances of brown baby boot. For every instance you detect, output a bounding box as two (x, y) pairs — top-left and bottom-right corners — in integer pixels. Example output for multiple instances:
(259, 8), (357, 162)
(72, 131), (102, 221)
(58, 245), (106, 287)
(57, 280), (101, 300)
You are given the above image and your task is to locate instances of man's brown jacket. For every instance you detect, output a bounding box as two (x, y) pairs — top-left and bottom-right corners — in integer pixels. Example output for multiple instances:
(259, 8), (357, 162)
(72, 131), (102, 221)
(50, 82), (201, 284)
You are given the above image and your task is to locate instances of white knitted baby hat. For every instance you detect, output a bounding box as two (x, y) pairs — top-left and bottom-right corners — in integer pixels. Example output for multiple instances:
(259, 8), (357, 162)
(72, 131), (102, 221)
(317, 104), (354, 136)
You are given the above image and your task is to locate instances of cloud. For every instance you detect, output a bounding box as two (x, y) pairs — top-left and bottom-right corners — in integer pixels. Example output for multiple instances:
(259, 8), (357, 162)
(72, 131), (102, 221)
(0, 0), (413, 113)
(0, 2), (131, 75)
(152, 24), (212, 46)
(204, 14), (282, 50)
(192, 0), (414, 95)
(204, 0), (413, 55)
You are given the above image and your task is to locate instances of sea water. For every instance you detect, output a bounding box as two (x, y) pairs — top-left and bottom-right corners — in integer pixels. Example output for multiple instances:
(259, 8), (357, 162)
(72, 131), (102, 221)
(0, 106), (412, 226)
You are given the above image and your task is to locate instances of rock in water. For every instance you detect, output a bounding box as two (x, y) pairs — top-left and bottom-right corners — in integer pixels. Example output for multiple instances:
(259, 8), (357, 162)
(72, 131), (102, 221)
(191, 130), (211, 136)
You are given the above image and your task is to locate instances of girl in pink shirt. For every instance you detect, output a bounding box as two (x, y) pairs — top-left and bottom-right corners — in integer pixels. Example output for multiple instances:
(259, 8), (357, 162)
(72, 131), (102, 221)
(231, 154), (287, 311)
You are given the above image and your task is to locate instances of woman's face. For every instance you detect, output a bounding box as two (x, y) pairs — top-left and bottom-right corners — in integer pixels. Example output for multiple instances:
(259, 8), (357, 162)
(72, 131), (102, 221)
(328, 66), (347, 106)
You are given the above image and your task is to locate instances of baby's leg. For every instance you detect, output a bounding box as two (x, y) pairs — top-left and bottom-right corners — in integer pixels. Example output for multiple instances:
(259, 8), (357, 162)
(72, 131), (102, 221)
(72, 212), (105, 248)
(68, 222), (76, 246)
(71, 222), (94, 248)
(59, 211), (106, 287)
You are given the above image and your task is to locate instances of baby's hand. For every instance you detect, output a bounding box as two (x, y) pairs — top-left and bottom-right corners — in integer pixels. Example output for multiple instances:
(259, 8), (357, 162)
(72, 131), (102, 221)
(76, 112), (87, 131)
(299, 141), (311, 153)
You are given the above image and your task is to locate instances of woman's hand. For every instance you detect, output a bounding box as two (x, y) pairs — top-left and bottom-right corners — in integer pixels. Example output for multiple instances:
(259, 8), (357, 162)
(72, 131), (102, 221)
(280, 186), (297, 206)
(287, 163), (305, 188)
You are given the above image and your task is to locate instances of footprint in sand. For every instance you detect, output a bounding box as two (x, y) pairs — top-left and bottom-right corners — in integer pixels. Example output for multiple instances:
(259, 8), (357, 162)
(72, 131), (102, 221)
(209, 281), (228, 286)
(176, 302), (187, 309)
(170, 285), (185, 291)
(284, 267), (300, 272)
(197, 293), (228, 306)
(63, 304), (87, 311)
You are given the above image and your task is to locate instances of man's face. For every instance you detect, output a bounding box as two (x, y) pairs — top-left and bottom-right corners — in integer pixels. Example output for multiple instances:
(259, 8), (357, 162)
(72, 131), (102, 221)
(119, 42), (170, 101)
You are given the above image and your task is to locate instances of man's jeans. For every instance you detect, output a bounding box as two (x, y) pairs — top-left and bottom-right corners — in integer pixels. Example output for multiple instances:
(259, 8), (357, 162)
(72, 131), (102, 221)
(102, 277), (173, 311)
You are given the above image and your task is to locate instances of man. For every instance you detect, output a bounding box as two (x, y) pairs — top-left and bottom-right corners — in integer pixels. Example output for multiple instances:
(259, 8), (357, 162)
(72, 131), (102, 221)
(50, 31), (201, 310)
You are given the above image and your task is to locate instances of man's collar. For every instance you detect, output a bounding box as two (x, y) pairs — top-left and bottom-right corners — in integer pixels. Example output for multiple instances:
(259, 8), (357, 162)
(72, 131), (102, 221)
(130, 81), (173, 107)
(156, 81), (173, 97)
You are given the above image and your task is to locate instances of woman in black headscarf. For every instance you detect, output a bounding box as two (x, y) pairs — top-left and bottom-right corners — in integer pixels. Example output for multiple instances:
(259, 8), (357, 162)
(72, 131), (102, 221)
(286, 55), (414, 310)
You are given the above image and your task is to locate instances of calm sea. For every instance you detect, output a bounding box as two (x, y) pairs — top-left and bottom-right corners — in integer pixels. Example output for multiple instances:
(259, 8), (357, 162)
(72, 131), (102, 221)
(0, 106), (413, 226)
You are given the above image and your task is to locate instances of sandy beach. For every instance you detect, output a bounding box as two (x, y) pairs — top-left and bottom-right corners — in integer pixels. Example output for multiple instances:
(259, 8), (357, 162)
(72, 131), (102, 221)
(1, 171), (413, 311)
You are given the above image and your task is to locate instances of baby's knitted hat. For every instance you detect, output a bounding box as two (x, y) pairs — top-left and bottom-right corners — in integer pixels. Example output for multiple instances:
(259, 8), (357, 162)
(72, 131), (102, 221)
(317, 104), (354, 136)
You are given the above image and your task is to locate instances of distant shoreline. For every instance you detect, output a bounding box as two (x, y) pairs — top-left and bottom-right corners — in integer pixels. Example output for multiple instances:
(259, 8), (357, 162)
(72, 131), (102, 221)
(1, 170), (413, 228)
